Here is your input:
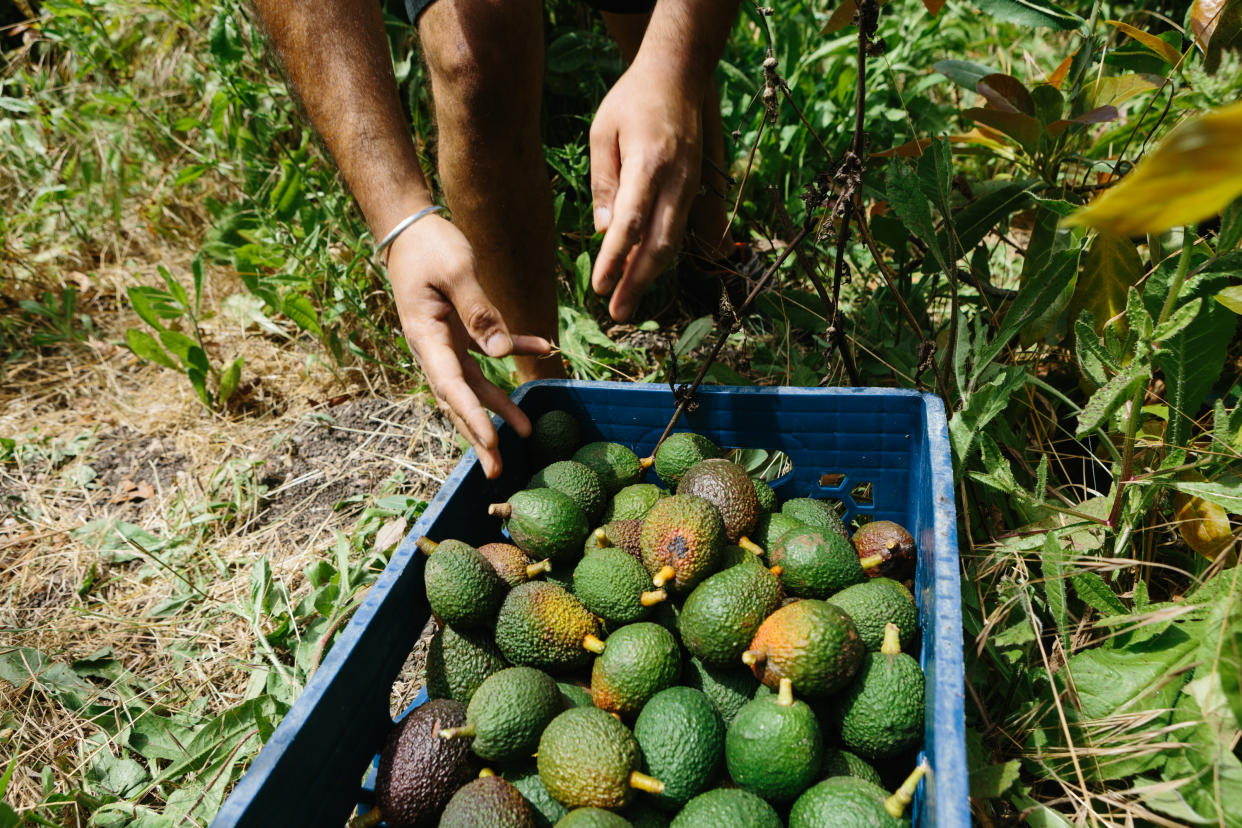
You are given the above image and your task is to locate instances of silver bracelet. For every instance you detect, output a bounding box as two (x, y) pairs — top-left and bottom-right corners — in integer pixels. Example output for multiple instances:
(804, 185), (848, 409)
(374, 205), (444, 266)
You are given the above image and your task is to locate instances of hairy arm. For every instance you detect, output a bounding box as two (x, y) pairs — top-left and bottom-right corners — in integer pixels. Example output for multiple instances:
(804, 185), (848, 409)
(252, 1), (549, 478)
(590, 0), (740, 320)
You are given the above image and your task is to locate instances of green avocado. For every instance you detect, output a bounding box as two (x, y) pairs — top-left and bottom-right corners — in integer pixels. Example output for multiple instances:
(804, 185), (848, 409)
(605, 483), (667, 522)
(668, 788), (782, 828)
(652, 432), (722, 489)
(681, 656), (760, 726)
(531, 410), (582, 465)
(573, 442), (644, 494)
(590, 622), (682, 716)
(752, 479), (777, 514)
(632, 687), (724, 811)
(827, 624), (925, 760)
(421, 538), (507, 628)
(439, 775), (537, 828)
(531, 461), (607, 523)
(425, 624), (509, 705)
(505, 763), (570, 828)
(494, 488), (591, 563)
(725, 678), (823, 803)
(826, 577), (918, 652)
(781, 498), (850, 542)
(819, 747), (884, 786)
(443, 666), (564, 763)
(537, 707), (661, 810)
(769, 529), (867, 598)
(494, 582), (603, 673)
(678, 561), (782, 666)
(574, 547), (667, 625)
(554, 808), (633, 828)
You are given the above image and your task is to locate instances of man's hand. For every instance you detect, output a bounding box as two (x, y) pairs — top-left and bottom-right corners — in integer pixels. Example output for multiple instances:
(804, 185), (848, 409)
(589, 57), (703, 322)
(387, 213), (552, 479)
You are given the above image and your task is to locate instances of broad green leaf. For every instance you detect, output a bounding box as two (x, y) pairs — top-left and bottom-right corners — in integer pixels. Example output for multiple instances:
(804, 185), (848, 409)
(191, 253), (205, 316)
(674, 316), (714, 356)
(1156, 295), (1236, 449)
(962, 108), (1041, 152)
(125, 329), (179, 371)
(281, 294), (323, 337)
(1029, 83), (1063, 126)
(187, 366), (212, 408)
(1063, 101), (1242, 235)
(158, 265), (190, 310)
(0, 648), (106, 712)
(976, 248), (1078, 376)
(973, 0), (1083, 29)
(1086, 74), (1159, 108)
(970, 759), (1021, 799)
(950, 366), (1031, 462)
(1072, 572), (1129, 616)
(1161, 475), (1242, 512)
(1075, 358), (1150, 436)
(940, 181), (1036, 260)
(574, 251), (592, 301)
(158, 329), (197, 366)
(1125, 286), (1153, 342)
(87, 749), (150, 798)
(976, 73), (1035, 114)
(1216, 284), (1242, 314)
(1069, 233), (1143, 335)
(269, 157), (304, 222)
(885, 161), (947, 273)
(1105, 19), (1183, 65)
(932, 59), (999, 91)
(1041, 535), (1070, 651)
(218, 356), (243, 406)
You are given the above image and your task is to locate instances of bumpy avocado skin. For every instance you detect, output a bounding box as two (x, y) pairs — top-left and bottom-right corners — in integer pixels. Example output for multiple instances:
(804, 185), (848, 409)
(652, 432), (722, 489)
(591, 519), (643, 561)
(506, 488), (591, 563)
(789, 776), (905, 828)
(424, 540), (506, 628)
(678, 563), (782, 666)
(530, 461), (607, 523)
(752, 479), (778, 514)
(426, 624), (509, 705)
(725, 691), (823, 803)
(374, 698), (474, 828)
(676, 459), (759, 544)
(640, 495), (725, 593)
(605, 483), (667, 522)
(591, 622), (682, 716)
(505, 763), (570, 828)
(748, 599), (866, 698)
(781, 498), (850, 541)
(574, 547), (659, 625)
(573, 442), (644, 494)
(438, 775), (537, 828)
(827, 577), (918, 652)
(494, 582), (602, 673)
(479, 542), (542, 587)
(819, 746), (884, 786)
(466, 666), (565, 762)
(554, 807), (634, 828)
(829, 645), (925, 760)
(770, 529), (866, 599)
(532, 410), (581, 465)
(681, 656), (760, 726)
(537, 707), (642, 810)
(633, 687), (724, 811)
(668, 788), (782, 828)
(752, 512), (805, 557)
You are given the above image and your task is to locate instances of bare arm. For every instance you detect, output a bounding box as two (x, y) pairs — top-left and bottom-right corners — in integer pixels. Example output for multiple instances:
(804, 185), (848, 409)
(589, 0), (740, 320)
(252, 0), (550, 479)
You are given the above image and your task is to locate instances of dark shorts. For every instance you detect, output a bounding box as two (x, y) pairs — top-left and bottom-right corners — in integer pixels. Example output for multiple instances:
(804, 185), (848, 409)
(405, 0), (656, 25)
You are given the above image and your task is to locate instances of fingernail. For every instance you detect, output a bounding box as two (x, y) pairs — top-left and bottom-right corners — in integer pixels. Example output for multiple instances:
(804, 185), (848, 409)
(485, 334), (512, 357)
(594, 206), (611, 232)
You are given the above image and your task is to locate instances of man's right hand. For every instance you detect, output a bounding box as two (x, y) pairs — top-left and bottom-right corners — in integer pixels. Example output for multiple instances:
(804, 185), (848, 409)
(386, 212), (552, 479)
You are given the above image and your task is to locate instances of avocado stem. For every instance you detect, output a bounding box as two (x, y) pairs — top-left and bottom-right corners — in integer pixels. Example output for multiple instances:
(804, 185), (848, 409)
(628, 771), (666, 795)
(639, 456), (655, 470)
(478, 767), (495, 778)
(737, 537), (765, 556)
(777, 677), (794, 706)
(526, 559), (552, 579)
(488, 502), (513, 519)
(414, 536), (438, 555)
(769, 565), (783, 577)
(639, 588), (668, 607)
(880, 622), (902, 656)
(347, 808), (383, 828)
(439, 723), (476, 740)
(859, 553), (884, 571)
(741, 649), (764, 667)
(583, 634), (607, 654)
(652, 565), (676, 587)
(884, 761), (929, 817)
(593, 527), (611, 548)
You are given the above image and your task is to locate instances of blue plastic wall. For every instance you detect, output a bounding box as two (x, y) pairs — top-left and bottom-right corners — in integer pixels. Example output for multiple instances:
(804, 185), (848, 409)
(213, 381), (968, 828)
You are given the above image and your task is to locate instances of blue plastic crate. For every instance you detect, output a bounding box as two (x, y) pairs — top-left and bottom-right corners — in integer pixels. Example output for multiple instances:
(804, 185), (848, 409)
(214, 381), (968, 827)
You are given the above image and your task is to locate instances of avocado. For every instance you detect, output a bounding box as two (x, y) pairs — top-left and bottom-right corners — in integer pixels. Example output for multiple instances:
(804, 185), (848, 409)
(681, 656), (760, 726)
(781, 498), (850, 541)
(752, 479), (777, 514)
(531, 461), (607, 523)
(675, 459), (760, 547)
(591, 519), (643, 561)
(419, 538), (507, 628)
(373, 698), (475, 828)
(491, 489), (591, 564)
(504, 764), (570, 828)
(632, 687), (724, 811)
(532, 410), (582, 465)
(605, 483), (667, 522)
(769, 528), (869, 598)
(668, 788), (781, 828)
(678, 562), (782, 666)
(744, 599), (865, 697)
(574, 547), (667, 626)
(790, 764), (927, 828)
(479, 542), (553, 587)
(717, 544), (764, 570)
(441, 666), (564, 763)
(590, 622), (682, 716)
(573, 442), (645, 494)
(724, 678), (823, 803)
(819, 747), (884, 786)
(640, 495), (725, 594)
(426, 624), (509, 705)
(752, 512), (805, 557)
(852, 520), (917, 578)
(537, 707), (665, 810)
(558, 681), (594, 709)
(554, 808), (633, 828)
(494, 582), (605, 673)
(828, 624), (925, 760)
(826, 577), (918, 652)
(622, 802), (668, 828)
(651, 432), (722, 489)
(439, 775), (537, 828)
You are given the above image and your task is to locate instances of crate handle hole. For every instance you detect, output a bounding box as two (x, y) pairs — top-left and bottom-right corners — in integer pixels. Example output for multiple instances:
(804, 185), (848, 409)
(819, 472), (846, 489)
(850, 480), (874, 506)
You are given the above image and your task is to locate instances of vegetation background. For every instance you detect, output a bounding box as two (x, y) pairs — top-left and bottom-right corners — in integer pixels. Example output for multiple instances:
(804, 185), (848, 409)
(2, 0), (1240, 824)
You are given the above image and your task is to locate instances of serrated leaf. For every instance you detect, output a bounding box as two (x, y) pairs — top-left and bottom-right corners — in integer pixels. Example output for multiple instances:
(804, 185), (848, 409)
(918, 137), (954, 226)
(1105, 19), (1183, 65)
(1163, 475), (1242, 513)
(975, 248), (1078, 376)
(1126, 286), (1153, 342)
(1069, 233), (1143, 335)
(1034, 454), (1048, 504)
(970, 758), (1021, 799)
(125, 329), (180, 371)
(1153, 297), (1203, 341)
(1072, 571), (1129, 616)
(281, 294), (322, 337)
(1156, 295), (1235, 449)
(1075, 358), (1150, 436)
(1041, 535), (1070, 651)
(886, 161), (947, 272)
(973, 0), (1084, 29)
(1063, 101), (1242, 235)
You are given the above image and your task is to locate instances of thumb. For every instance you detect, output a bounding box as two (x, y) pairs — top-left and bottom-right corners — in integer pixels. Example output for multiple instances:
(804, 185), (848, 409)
(446, 277), (513, 358)
(589, 119), (620, 234)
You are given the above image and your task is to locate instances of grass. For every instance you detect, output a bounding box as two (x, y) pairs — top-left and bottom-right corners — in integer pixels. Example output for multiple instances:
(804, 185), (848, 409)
(3, 0), (1242, 825)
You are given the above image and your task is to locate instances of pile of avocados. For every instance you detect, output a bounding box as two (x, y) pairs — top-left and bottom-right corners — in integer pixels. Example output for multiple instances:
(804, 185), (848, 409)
(358, 411), (930, 828)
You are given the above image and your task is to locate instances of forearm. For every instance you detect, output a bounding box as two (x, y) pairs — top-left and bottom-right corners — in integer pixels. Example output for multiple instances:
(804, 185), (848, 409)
(634, 0), (739, 98)
(253, 0), (431, 237)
